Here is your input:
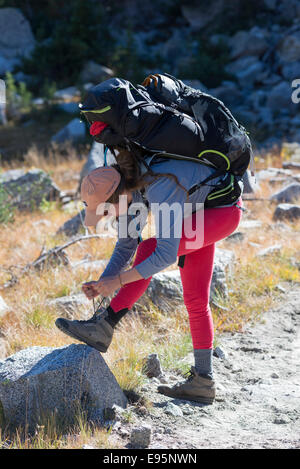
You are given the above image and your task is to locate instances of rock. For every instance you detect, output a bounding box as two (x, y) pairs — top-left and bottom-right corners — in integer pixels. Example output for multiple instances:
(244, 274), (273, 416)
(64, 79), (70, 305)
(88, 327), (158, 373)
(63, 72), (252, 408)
(257, 168), (293, 181)
(51, 118), (85, 144)
(82, 444), (95, 449)
(58, 102), (79, 114)
(145, 248), (234, 308)
(225, 232), (245, 243)
(57, 211), (85, 237)
(282, 143), (300, 162)
(0, 168), (26, 182)
(160, 29), (191, 68)
(79, 142), (116, 188)
(277, 32), (300, 63)
(130, 424), (152, 448)
(71, 259), (108, 272)
(229, 27), (268, 60)
(158, 375), (168, 384)
(257, 107), (274, 127)
(182, 79), (208, 93)
(261, 74), (282, 87)
(211, 248), (235, 300)
(239, 220), (263, 229)
(213, 346), (226, 359)
(181, 1), (224, 31)
(46, 294), (90, 319)
(165, 402), (183, 417)
(0, 8), (35, 74)
(270, 183), (300, 203)
(79, 61), (113, 84)
(0, 344), (127, 431)
(266, 82), (294, 113)
(0, 168), (61, 211)
(142, 353), (162, 378)
(283, 162), (300, 171)
(282, 62), (300, 81)
(235, 108), (257, 126)
(209, 82), (242, 107)
(0, 296), (9, 317)
(54, 87), (80, 101)
(257, 244), (282, 257)
(146, 270), (183, 310)
(242, 169), (259, 193)
(274, 284), (286, 293)
(235, 61), (266, 88)
(0, 339), (8, 359)
(104, 404), (129, 424)
(225, 56), (259, 75)
(273, 203), (300, 221)
(0, 56), (17, 76)
(210, 249), (235, 301)
(0, 101), (7, 125)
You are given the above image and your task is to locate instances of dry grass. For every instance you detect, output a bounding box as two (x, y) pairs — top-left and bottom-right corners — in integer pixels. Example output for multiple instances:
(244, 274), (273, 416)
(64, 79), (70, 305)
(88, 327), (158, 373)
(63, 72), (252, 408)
(0, 143), (300, 448)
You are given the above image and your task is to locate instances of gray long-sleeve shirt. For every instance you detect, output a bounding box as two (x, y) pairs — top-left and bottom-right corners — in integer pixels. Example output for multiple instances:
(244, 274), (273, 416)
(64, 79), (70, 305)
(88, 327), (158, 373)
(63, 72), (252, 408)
(100, 157), (238, 280)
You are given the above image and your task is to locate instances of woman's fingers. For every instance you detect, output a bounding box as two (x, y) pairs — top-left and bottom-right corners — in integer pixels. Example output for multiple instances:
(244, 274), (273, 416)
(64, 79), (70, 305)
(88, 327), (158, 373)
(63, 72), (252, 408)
(82, 282), (98, 299)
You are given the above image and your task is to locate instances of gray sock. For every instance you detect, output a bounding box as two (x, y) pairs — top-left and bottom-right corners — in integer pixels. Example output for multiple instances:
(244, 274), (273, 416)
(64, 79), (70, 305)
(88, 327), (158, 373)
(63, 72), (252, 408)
(193, 348), (213, 379)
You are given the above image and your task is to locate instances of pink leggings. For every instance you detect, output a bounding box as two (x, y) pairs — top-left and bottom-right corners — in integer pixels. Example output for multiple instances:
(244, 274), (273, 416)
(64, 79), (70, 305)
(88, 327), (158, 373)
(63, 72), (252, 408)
(110, 198), (244, 349)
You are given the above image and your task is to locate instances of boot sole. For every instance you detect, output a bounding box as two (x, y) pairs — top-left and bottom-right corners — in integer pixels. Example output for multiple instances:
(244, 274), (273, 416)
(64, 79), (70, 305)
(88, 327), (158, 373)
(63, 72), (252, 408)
(157, 389), (214, 405)
(55, 319), (109, 353)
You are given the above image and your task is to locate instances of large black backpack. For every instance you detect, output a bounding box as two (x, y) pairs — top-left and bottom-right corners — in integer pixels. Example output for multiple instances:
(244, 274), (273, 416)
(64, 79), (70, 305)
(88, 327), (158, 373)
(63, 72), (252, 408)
(79, 74), (254, 208)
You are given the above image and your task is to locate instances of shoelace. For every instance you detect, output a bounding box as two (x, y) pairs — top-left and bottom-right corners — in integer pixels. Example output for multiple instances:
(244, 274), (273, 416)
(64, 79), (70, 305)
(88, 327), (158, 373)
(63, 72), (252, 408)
(76, 296), (107, 324)
(183, 368), (195, 383)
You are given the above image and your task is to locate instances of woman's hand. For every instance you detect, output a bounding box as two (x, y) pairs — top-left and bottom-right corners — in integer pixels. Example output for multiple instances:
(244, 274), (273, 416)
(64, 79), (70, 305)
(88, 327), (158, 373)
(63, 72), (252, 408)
(82, 276), (121, 300)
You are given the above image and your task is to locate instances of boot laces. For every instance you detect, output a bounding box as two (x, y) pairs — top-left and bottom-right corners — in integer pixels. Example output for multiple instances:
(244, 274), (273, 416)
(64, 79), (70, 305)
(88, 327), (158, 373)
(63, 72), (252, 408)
(181, 368), (196, 383)
(77, 306), (108, 324)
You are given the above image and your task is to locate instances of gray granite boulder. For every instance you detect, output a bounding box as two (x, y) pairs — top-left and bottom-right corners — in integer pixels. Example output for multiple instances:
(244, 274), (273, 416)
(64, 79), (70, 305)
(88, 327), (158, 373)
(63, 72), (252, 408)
(46, 294), (91, 319)
(0, 168), (61, 211)
(181, 1), (225, 31)
(229, 27), (268, 60)
(282, 143), (300, 162)
(266, 81), (295, 113)
(257, 244), (282, 257)
(270, 183), (300, 203)
(51, 118), (85, 144)
(0, 8), (35, 75)
(273, 203), (300, 221)
(79, 61), (113, 84)
(145, 248), (235, 309)
(0, 344), (127, 431)
(277, 32), (300, 63)
(146, 270), (182, 311)
(142, 353), (162, 378)
(242, 170), (259, 193)
(130, 424), (152, 449)
(0, 295), (9, 317)
(57, 211), (85, 237)
(53, 87), (80, 101)
(79, 142), (116, 189)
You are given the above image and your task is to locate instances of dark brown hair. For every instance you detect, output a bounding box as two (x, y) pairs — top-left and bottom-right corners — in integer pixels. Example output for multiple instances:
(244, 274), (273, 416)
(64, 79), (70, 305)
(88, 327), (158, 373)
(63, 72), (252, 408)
(106, 147), (189, 203)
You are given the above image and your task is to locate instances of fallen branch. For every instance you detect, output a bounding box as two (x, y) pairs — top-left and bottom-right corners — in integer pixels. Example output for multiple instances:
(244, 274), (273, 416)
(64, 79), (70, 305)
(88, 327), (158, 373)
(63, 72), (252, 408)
(0, 234), (106, 290)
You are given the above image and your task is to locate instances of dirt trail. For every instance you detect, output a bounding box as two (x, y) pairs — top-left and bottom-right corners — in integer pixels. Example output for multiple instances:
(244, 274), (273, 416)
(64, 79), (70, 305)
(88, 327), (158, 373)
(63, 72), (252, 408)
(115, 283), (300, 449)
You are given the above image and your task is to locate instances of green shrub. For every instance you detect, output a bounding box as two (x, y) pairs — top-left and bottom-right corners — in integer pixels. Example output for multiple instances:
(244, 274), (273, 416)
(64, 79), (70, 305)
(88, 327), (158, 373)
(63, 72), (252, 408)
(5, 72), (32, 115)
(0, 184), (14, 224)
(18, 0), (115, 92)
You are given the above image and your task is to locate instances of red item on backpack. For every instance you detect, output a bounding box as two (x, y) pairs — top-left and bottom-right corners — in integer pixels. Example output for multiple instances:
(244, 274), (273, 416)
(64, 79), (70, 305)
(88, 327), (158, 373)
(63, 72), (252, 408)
(90, 121), (108, 136)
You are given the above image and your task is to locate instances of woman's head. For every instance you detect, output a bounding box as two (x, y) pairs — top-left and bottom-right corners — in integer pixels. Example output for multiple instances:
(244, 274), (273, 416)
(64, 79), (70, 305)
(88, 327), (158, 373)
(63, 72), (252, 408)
(81, 147), (189, 226)
(81, 166), (123, 226)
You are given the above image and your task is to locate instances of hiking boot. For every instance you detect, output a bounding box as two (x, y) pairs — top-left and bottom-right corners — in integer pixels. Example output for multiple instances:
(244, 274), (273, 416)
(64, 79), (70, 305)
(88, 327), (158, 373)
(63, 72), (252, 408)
(55, 307), (114, 353)
(157, 366), (216, 404)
